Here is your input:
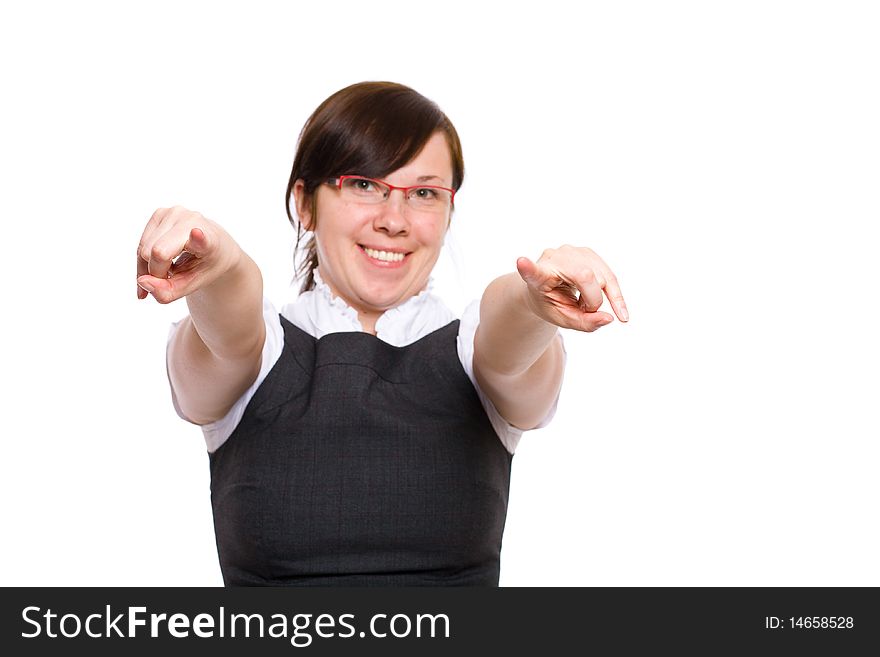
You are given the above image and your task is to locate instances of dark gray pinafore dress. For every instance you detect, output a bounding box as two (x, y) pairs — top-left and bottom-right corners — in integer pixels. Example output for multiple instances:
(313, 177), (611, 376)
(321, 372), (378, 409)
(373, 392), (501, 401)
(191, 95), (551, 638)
(208, 315), (513, 586)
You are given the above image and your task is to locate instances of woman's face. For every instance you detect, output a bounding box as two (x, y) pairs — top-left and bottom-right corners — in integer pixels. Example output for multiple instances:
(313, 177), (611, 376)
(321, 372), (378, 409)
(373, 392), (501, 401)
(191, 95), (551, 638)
(293, 131), (454, 330)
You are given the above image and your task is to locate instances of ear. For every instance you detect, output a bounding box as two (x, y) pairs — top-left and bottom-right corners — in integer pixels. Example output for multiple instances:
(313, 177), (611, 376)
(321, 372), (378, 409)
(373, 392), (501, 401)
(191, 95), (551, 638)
(292, 179), (314, 231)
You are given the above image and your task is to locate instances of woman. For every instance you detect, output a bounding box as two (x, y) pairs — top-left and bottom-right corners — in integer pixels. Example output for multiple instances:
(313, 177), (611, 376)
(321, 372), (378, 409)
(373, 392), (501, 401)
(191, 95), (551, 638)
(136, 81), (628, 586)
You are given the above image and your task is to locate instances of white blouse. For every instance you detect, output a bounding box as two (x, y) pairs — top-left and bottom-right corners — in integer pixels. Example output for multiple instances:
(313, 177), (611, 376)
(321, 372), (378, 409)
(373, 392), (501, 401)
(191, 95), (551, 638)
(166, 268), (566, 455)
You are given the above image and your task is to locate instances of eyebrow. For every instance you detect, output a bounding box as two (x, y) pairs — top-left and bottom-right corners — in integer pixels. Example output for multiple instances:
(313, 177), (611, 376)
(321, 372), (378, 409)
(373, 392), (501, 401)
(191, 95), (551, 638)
(417, 175), (442, 182)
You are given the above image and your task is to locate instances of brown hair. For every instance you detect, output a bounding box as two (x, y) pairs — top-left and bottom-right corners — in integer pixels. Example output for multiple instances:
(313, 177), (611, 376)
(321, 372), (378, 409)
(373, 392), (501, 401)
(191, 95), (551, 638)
(285, 81), (465, 293)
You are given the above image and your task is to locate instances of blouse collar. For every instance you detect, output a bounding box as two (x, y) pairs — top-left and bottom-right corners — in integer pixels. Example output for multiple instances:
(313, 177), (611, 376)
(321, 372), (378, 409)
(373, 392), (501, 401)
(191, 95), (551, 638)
(298, 267), (445, 346)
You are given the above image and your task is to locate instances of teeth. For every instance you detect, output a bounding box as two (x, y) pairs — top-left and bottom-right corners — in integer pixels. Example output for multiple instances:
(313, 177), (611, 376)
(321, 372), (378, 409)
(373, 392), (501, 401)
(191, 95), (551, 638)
(363, 247), (405, 262)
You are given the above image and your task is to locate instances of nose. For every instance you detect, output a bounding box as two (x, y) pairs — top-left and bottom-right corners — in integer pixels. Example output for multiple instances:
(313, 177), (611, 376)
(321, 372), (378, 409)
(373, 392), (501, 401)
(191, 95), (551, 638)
(373, 188), (410, 235)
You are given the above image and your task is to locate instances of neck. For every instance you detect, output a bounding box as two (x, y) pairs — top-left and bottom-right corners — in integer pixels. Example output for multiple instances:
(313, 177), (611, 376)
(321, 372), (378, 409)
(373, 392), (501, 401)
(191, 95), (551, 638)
(359, 312), (380, 336)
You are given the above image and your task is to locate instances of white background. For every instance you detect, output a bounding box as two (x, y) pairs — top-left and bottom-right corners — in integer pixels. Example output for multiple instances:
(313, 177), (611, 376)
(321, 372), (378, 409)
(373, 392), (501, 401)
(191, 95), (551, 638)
(1, 0), (877, 586)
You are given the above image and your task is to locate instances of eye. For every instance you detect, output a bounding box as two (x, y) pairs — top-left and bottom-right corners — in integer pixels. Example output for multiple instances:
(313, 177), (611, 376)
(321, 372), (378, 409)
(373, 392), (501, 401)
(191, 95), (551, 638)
(414, 187), (438, 199)
(341, 177), (385, 196)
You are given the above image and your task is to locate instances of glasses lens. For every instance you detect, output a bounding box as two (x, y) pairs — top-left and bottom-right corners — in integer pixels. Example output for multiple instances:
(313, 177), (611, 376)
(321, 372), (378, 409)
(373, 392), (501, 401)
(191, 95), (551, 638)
(340, 177), (388, 203)
(407, 187), (452, 212)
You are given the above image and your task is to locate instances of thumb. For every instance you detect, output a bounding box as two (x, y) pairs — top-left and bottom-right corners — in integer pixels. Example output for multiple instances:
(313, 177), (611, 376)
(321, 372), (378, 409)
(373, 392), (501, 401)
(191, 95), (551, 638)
(516, 256), (539, 286)
(517, 256), (556, 292)
(183, 227), (210, 257)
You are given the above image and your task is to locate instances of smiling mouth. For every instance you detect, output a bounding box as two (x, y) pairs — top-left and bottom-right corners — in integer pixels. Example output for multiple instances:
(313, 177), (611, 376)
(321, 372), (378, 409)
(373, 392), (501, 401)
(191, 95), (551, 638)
(358, 244), (412, 263)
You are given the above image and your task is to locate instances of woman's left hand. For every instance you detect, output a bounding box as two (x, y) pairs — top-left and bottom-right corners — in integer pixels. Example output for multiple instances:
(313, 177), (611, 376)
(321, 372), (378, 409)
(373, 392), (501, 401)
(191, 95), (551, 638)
(516, 245), (629, 332)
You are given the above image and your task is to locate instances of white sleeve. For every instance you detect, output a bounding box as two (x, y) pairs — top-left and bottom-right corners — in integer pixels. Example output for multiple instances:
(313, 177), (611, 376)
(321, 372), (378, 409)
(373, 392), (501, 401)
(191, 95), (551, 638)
(165, 296), (286, 453)
(456, 299), (567, 455)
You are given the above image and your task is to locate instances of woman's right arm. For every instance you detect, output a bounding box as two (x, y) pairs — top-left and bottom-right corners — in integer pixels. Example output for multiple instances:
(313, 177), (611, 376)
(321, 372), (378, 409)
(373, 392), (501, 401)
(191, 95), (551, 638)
(137, 206), (265, 425)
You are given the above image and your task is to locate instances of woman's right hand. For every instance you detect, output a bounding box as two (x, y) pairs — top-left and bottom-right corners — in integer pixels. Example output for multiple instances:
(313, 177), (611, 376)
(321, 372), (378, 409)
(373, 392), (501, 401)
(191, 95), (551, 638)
(136, 206), (243, 304)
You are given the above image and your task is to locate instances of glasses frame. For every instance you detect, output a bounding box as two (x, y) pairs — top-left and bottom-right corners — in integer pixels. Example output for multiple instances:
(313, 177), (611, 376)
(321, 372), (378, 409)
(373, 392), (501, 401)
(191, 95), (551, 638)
(327, 175), (456, 208)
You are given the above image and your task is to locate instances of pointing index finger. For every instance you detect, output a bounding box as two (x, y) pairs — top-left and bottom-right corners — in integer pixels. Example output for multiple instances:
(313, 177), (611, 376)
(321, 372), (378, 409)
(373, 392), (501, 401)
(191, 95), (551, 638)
(602, 271), (629, 322)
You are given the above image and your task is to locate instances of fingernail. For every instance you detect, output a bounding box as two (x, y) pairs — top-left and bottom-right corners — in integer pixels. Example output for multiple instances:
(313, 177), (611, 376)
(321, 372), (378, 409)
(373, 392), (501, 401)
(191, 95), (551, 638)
(137, 280), (155, 294)
(620, 307), (629, 321)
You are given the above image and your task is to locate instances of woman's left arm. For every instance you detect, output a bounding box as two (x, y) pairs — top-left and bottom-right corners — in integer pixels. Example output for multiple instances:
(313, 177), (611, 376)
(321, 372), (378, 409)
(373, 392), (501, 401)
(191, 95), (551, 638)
(473, 245), (628, 430)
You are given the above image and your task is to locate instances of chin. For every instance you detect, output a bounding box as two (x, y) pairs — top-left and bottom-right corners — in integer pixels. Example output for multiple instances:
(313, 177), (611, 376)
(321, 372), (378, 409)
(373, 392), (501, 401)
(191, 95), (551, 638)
(357, 284), (409, 308)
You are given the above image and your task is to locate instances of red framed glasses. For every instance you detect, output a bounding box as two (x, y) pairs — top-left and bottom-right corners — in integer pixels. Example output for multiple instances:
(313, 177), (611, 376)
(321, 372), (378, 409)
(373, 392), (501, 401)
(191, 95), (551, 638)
(327, 175), (455, 213)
